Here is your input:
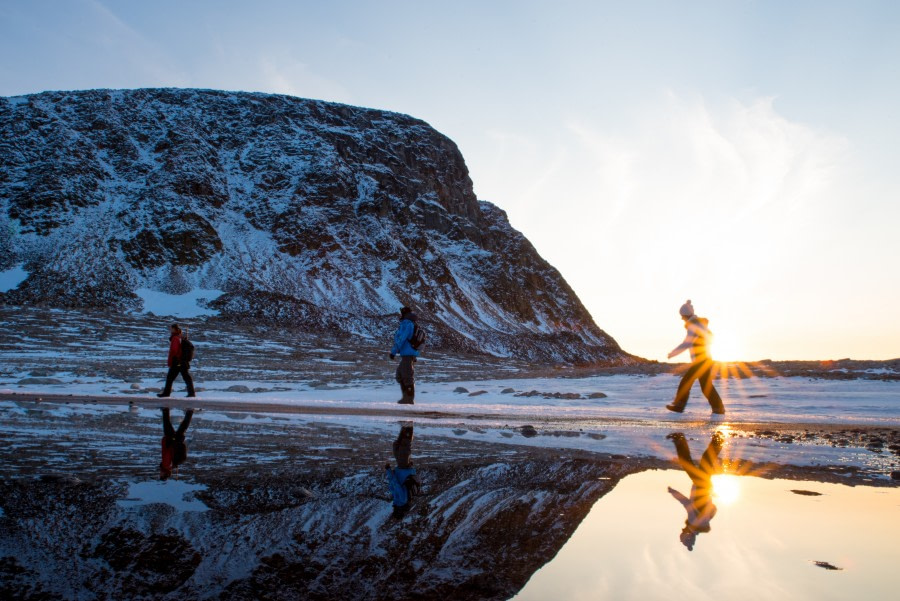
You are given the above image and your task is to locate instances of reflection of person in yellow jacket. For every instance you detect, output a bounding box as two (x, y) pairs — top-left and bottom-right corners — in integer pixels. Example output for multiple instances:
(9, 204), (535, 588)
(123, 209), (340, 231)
(667, 431), (723, 551)
(666, 300), (725, 414)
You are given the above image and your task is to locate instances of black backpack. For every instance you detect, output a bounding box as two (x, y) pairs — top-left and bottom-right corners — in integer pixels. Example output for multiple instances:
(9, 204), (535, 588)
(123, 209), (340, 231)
(410, 324), (426, 350)
(403, 473), (422, 498)
(181, 338), (196, 362)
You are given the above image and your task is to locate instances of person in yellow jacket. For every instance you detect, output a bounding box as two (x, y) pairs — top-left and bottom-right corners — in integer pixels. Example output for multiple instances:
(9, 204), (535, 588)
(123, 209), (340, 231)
(666, 300), (725, 414)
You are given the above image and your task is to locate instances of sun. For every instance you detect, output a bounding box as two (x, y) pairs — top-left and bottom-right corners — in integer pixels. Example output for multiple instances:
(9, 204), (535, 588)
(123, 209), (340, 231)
(712, 474), (741, 506)
(711, 335), (744, 362)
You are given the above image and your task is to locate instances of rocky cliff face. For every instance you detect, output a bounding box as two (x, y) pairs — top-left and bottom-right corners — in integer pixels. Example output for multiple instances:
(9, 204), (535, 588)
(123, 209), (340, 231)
(0, 88), (629, 364)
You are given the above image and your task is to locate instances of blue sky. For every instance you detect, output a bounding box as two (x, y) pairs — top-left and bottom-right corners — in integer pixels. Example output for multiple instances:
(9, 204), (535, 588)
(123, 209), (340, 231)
(2, 0), (898, 360)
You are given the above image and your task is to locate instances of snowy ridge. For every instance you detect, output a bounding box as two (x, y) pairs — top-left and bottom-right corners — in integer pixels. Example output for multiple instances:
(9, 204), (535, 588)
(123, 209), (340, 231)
(0, 89), (629, 364)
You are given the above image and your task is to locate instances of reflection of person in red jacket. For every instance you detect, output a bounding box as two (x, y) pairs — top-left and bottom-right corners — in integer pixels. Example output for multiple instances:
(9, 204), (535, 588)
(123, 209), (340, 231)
(157, 323), (195, 398)
(160, 407), (193, 480)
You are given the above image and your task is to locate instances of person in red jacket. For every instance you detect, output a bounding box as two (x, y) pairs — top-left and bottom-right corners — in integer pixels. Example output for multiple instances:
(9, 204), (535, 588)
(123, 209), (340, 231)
(157, 323), (196, 398)
(160, 406), (193, 480)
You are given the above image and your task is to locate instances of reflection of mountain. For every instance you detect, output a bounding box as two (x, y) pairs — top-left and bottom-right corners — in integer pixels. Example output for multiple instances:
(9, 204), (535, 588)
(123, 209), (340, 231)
(0, 459), (630, 599)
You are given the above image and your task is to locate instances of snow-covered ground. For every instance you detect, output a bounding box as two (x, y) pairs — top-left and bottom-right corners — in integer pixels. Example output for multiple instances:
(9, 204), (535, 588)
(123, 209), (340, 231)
(134, 287), (224, 318)
(0, 306), (897, 481)
(3, 371), (897, 425)
(0, 264), (28, 292)
(2, 376), (897, 480)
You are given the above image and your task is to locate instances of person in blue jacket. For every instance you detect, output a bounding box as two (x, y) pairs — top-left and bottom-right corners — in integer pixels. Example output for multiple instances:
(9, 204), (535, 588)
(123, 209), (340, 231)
(390, 306), (419, 404)
(385, 424), (420, 517)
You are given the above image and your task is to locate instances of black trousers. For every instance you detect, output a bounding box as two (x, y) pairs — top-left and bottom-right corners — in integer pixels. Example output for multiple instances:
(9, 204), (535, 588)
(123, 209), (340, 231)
(671, 359), (724, 412)
(162, 362), (195, 396)
(672, 434), (722, 488)
(162, 406), (193, 439)
(395, 356), (416, 387)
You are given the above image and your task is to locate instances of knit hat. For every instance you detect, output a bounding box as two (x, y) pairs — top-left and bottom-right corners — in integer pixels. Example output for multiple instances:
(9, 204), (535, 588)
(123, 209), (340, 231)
(679, 300), (694, 317)
(400, 306), (412, 316)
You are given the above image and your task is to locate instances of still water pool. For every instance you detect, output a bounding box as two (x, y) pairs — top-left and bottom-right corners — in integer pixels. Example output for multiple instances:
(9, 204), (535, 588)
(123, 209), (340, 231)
(514, 469), (899, 600)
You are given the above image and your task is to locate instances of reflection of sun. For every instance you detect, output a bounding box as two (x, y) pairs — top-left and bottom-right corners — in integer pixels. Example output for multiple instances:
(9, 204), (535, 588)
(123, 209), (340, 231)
(712, 474), (741, 506)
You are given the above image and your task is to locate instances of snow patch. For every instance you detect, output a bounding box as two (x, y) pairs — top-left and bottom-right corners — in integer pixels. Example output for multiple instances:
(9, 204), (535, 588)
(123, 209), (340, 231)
(117, 480), (209, 512)
(136, 287), (224, 318)
(0, 264), (28, 292)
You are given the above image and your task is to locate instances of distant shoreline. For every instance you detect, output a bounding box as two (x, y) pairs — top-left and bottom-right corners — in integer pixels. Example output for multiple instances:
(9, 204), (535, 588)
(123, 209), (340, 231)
(558, 358), (900, 381)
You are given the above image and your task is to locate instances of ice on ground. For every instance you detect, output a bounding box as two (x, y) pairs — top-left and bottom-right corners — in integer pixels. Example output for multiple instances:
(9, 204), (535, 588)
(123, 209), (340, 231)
(7, 372), (898, 426)
(135, 287), (224, 318)
(0, 264), (28, 292)
(0, 395), (895, 480)
(117, 480), (209, 512)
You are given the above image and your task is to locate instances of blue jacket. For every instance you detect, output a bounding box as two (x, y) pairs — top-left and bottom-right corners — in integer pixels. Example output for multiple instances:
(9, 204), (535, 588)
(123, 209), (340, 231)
(391, 316), (419, 357)
(386, 466), (417, 507)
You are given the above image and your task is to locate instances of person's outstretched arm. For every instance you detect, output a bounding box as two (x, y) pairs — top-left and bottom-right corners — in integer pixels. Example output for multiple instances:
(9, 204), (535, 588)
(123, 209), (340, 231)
(668, 330), (695, 359)
(668, 486), (691, 507)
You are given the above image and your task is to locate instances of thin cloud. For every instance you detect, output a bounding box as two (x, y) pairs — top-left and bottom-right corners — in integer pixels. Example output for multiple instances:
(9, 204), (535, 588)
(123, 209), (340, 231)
(84, 0), (189, 86)
(258, 56), (354, 103)
(478, 90), (863, 359)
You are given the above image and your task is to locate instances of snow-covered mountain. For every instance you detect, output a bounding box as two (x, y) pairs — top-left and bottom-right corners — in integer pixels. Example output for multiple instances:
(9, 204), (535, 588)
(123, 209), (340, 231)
(0, 88), (629, 364)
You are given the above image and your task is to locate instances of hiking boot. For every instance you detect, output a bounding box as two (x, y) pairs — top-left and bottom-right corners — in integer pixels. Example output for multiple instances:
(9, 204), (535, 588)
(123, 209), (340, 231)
(157, 393), (170, 398)
(397, 384), (409, 404)
(665, 403), (684, 413)
(186, 394), (196, 398)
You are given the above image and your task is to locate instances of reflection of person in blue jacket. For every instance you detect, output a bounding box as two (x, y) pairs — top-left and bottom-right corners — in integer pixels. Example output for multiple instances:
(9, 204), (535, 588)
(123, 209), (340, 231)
(390, 307), (419, 404)
(385, 425), (420, 517)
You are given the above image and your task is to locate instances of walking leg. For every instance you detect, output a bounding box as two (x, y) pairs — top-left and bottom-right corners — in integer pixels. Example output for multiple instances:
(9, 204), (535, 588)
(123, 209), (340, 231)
(699, 433), (723, 476)
(397, 357), (414, 404)
(181, 364), (196, 396)
(670, 433), (705, 486)
(160, 366), (179, 397)
(698, 363), (725, 414)
(176, 409), (194, 436)
(162, 407), (175, 438)
(407, 358), (416, 402)
(671, 434), (695, 470)
(668, 362), (702, 411)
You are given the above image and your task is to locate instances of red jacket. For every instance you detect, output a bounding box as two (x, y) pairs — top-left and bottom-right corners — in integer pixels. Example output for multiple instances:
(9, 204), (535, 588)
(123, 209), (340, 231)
(160, 436), (187, 470)
(167, 334), (182, 367)
(161, 437), (175, 470)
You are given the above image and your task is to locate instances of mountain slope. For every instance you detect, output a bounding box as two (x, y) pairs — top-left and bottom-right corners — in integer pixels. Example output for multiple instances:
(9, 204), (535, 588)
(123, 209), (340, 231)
(0, 88), (631, 364)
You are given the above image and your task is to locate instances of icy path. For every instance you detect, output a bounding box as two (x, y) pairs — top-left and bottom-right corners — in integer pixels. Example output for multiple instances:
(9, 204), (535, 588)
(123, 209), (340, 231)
(2, 372), (898, 481)
(2, 373), (897, 425)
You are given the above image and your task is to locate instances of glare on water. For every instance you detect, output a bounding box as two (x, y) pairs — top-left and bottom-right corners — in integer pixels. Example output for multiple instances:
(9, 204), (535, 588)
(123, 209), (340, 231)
(711, 474), (741, 506)
(513, 470), (899, 601)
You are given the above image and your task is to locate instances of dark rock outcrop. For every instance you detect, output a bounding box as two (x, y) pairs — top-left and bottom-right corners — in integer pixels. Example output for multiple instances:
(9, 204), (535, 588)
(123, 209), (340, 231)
(0, 89), (632, 363)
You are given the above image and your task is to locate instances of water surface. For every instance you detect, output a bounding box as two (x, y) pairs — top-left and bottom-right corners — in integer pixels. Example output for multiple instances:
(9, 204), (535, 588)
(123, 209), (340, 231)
(514, 470), (898, 600)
